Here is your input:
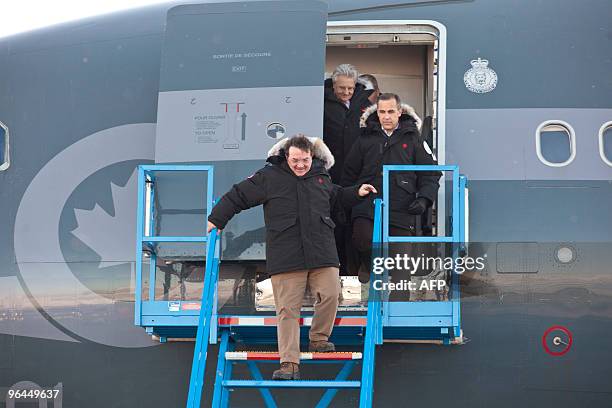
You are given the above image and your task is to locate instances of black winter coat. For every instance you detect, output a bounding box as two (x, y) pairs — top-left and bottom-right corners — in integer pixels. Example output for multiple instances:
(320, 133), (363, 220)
(323, 78), (373, 183)
(341, 104), (441, 230)
(208, 140), (363, 275)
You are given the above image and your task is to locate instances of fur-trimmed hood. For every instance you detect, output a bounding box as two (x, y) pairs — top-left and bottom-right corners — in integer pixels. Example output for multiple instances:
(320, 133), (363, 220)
(267, 136), (335, 170)
(359, 103), (422, 130)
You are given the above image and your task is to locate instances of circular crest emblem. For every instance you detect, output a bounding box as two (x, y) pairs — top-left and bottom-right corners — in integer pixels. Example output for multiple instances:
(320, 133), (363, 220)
(464, 58), (498, 93)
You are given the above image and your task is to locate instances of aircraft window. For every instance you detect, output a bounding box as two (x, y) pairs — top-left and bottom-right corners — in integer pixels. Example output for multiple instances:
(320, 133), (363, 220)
(598, 121), (612, 167)
(535, 120), (576, 167)
(0, 122), (8, 171)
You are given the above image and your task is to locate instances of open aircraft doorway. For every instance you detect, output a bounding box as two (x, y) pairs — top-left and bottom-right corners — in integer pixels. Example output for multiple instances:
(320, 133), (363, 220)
(325, 21), (447, 234)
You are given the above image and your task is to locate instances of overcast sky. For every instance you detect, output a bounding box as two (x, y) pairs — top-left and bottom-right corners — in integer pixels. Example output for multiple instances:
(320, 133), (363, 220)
(0, 1), (172, 38)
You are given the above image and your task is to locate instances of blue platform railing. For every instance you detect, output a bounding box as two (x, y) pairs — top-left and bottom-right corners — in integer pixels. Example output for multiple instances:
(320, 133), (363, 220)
(134, 164), (215, 336)
(380, 165), (467, 341)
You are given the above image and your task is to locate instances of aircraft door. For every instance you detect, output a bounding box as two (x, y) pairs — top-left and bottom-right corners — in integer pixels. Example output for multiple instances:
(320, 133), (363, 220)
(155, 0), (328, 164)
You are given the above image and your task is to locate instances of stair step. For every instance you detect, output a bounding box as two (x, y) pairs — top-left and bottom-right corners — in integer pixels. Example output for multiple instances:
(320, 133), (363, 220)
(225, 351), (362, 361)
(218, 316), (366, 327)
(222, 380), (361, 389)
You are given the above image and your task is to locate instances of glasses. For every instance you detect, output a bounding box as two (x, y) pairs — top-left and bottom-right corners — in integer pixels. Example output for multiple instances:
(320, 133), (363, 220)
(289, 157), (312, 165)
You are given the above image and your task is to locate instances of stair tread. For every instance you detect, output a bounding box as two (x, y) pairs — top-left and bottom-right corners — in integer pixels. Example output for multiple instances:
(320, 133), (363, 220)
(218, 316), (367, 327)
(225, 351), (362, 360)
(222, 380), (361, 388)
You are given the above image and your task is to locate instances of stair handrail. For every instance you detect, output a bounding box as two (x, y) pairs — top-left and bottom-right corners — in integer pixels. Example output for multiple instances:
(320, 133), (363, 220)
(359, 198), (384, 408)
(186, 228), (221, 408)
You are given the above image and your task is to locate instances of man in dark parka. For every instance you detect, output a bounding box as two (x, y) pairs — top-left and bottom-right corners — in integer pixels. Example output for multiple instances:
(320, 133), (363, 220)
(341, 93), (442, 284)
(323, 64), (374, 184)
(207, 135), (376, 380)
(324, 65), (375, 278)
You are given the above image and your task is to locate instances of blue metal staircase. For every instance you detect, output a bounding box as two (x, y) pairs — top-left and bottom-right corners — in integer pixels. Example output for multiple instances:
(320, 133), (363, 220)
(200, 201), (384, 407)
(134, 164), (467, 407)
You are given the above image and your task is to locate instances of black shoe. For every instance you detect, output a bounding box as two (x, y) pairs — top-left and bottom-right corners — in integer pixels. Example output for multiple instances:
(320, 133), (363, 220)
(358, 269), (370, 283)
(358, 263), (370, 283)
(308, 340), (336, 352)
(272, 362), (300, 380)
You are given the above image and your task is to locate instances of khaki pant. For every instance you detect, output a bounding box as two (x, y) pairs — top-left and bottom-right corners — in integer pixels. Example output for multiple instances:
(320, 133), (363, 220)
(271, 267), (340, 364)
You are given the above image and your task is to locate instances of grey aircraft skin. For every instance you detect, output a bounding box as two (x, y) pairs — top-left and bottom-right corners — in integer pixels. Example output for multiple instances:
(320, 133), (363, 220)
(1, 0), (612, 407)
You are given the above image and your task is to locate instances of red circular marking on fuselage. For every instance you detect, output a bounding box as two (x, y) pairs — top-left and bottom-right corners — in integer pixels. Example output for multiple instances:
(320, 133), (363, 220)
(542, 325), (573, 356)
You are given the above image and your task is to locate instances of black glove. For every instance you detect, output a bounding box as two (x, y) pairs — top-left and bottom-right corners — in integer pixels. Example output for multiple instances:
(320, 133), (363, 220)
(406, 197), (430, 215)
